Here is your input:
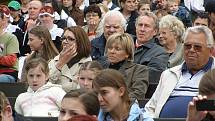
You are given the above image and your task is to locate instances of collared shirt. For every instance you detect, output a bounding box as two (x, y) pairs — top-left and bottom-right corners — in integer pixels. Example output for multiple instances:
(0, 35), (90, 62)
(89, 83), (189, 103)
(171, 57), (213, 96)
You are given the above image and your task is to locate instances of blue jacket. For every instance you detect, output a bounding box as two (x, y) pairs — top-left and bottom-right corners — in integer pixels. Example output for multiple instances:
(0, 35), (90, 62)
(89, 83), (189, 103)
(90, 34), (106, 60)
(98, 102), (154, 121)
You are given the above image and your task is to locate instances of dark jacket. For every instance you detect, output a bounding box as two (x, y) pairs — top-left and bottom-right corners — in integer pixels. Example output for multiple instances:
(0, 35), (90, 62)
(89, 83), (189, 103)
(13, 110), (32, 121)
(125, 11), (138, 36)
(134, 38), (169, 83)
(90, 34), (106, 60)
(98, 57), (149, 101)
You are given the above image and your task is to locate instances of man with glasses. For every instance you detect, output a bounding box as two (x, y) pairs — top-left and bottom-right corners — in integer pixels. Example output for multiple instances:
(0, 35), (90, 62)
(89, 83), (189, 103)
(145, 26), (215, 118)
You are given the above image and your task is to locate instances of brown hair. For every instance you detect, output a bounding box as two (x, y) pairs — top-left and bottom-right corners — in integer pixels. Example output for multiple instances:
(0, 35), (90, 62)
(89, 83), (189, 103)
(24, 58), (49, 82)
(29, 26), (59, 61)
(199, 69), (215, 95)
(63, 89), (100, 116)
(93, 69), (131, 108)
(79, 61), (103, 76)
(63, 26), (91, 58)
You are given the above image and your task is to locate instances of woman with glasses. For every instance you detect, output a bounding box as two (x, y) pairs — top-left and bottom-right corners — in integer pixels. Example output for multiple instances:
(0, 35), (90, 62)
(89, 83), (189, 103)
(82, 4), (103, 41)
(49, 26), (92, 92)
(97, 33), (149, 103)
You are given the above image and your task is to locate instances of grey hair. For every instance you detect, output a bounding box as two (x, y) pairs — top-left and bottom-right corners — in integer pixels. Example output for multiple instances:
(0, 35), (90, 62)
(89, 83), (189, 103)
(101, 10), (127, 31)
(159, 15), (185, 42)
(183, 26), (214, 48)
(136, 11), (159, 30)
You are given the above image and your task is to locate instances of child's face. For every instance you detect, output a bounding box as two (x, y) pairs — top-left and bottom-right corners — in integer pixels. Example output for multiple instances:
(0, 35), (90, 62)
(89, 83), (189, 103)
(27, 65), (48, 91)
(138, 4), (151, 15)
(78, 70), (95, 90)
(168, 2), (178, 13)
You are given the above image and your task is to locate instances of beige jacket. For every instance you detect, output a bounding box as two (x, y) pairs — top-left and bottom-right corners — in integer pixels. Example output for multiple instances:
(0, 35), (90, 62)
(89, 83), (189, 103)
(48, 55), (92, 92)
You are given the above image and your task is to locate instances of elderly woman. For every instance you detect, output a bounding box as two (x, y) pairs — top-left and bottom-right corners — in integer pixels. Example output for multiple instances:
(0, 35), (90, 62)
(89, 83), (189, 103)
(82, 4), (103, 41)
(49, 26), (92, 92)
(158, 14), (185, 68)
(98, 33), (149, 102)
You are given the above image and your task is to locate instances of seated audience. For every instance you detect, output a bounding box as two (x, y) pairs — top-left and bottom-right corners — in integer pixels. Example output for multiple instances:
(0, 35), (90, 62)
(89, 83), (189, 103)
(49, 26), (92, 92)
(158, 15), (185, 68)
(145, 26), (215, 118)
(137, 1), (151, 15)
(167, 0), (192, 27)
(192, 12), (209, 27)
(78, 61), (103, 90)
(91, 10), (126, 60)
(39, 6), (64, 51)
(20, 25), (59, 81)
(83, 4), (103, 41)
(134, 11), (169, 83)
(0, 5), (19, 83)
(58, 89), (100, 121)
(93, 69), (153, 121)
(0, 91), (32, 121)
(186, 69), (215, 121)
(98, 33), (149, 102)
(15, 58), (66, 117)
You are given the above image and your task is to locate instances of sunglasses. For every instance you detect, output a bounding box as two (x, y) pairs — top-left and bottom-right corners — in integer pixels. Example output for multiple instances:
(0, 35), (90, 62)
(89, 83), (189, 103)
(184, 43), (204, 52)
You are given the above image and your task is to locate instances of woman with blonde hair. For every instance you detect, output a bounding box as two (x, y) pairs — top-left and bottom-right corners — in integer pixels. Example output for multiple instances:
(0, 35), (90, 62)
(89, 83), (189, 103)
(158, 14), (185, 67)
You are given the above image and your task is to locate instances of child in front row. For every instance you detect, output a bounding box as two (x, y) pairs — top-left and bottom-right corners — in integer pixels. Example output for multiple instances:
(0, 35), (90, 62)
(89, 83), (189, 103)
(15, 58), (66, 117)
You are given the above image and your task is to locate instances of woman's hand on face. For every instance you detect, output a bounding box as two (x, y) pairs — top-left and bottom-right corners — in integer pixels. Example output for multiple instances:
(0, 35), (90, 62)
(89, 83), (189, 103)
(56, 42), (77, 70)
(186, 95), (208, 121)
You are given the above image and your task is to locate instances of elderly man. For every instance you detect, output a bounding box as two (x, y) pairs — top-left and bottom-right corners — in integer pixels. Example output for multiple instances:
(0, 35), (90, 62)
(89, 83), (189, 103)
(145, 26), (215, 118)
(91, 10), (126, 60)
(134, 12), (169, 83)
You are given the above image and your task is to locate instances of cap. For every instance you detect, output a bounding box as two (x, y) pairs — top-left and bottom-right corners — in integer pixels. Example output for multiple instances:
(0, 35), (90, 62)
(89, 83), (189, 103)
(39, 6), (54, 17)
(8, 1), (21, 11)
(0, 5), (10, 18)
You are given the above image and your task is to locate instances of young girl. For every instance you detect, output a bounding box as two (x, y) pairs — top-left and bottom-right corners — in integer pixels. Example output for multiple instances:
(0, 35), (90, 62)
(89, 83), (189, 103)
(15, 58), (66, 117)
(93, 69), (153, 121)
(78, 61), (103, 90)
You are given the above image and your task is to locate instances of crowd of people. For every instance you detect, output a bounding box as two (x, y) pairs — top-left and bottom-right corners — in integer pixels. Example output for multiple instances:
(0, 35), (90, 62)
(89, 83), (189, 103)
(1, 0), (215, 121)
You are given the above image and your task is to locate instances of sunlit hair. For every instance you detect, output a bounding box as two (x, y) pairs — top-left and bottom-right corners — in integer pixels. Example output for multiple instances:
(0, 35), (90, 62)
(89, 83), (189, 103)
(79, 61), (103, 76)
(101, 10), (127, 31)
(93, 69), (131, 108)
(63, 26), (91, 58)
(136, 11), (159, 30)
(29, 26), (59, 61)
(199, 69), (215, 95)
(159, 15), (185, 42)
(63, 89), (100, 116)
(24, 58), (49, 82)
(183, 26), (214, 48)
(105, 33), (134, 61)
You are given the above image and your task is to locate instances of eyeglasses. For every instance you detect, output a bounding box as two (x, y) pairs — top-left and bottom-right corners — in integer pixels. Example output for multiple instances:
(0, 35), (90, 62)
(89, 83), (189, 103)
(184, 43), (204, 52)
(86, 13), (99, 18)
(61, 36), (76, 42)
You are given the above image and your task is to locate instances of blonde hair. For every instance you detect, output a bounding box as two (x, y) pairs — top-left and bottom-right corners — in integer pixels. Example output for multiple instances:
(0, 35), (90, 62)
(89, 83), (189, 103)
(0, 91), (10, 115)
(159, 15), (185, 42)
(105, 33), (134, 61)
